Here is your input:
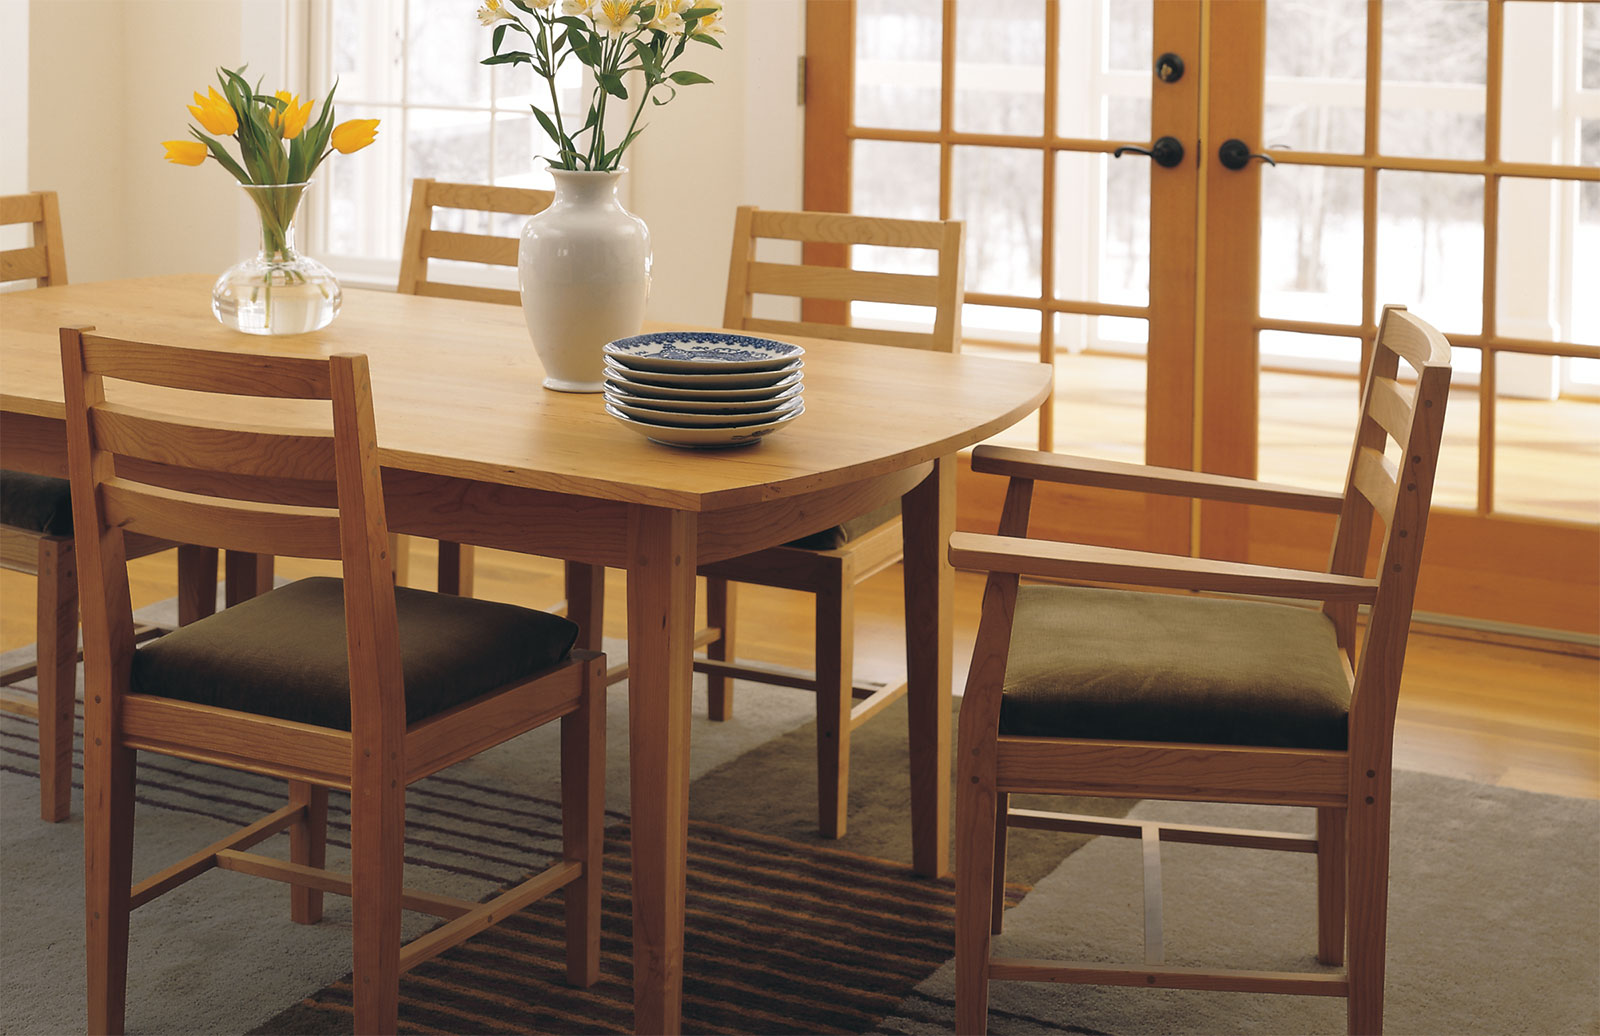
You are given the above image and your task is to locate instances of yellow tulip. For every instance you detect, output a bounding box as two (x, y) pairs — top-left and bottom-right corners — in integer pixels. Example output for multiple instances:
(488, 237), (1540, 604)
(330, 118), (380, 154)
(186, 86), (237, 136)
(162, 140), (208, 166)
(268, 91), (315, 140)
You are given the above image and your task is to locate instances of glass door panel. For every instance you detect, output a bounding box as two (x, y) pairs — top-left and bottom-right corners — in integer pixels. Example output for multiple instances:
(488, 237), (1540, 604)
(853, 0), (942, 132)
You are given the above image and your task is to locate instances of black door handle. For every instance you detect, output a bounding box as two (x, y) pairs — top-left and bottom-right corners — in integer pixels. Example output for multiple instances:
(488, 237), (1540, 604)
(1113, 136), (1185, 169)
(1218, 139), (1276, 170)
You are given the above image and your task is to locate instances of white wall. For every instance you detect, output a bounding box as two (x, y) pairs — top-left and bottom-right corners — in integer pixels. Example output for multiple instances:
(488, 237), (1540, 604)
(0, 0), (29, 260)
(630, 0), (806, 327)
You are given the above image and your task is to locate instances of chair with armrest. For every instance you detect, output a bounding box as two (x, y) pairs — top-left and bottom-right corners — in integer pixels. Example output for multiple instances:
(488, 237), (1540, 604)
(953, 305), (1451, 1034)
(393, 177), (554, 596)
(0, 190), (218, 822)
(61, 328), (604, 1035)
(693, 205), (966, 838)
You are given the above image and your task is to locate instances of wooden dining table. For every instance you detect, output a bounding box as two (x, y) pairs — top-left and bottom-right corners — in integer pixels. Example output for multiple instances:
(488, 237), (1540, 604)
(0, 274), (1052, 1033)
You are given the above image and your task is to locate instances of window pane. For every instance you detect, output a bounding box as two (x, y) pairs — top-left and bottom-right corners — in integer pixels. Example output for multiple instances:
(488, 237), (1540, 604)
(1058, 0), (1150, 140)
(1499, 3), (1564, 164)
(1054, 151), (1148, 309)
(954, 0), (1045, 136)
(1264, 0), (1366, 154)
(1578, 122), (1600, 347)
(951, 146), (1043, 296)
(407, 0), (489, 107)
(1260, 165), (1364, 328)
(1380, 0), (1487, 161)
(1258, 359), (1363, 493)
(854, 0), (941, 131)
(407, 108), (492, 184)
(322, 104), (405, 260)
(1585, 2), (1600, 90)
(1437, 347), (1482, 512)
(332, 0), (402, 104)
(1376, 171), (1484, 336)
(1496, 356), (1600, 522)
(1053, 338), (1146, 461)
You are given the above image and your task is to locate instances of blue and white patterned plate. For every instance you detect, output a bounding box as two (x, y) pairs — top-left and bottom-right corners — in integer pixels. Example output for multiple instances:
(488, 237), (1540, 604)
(604, 379), (804, 413)
(606, 400), (805, 449)
(604, 356), (803, 388)
(604, 331), (804, 373)
(602, 369), (803, 402)
(604, 394), (805, 428)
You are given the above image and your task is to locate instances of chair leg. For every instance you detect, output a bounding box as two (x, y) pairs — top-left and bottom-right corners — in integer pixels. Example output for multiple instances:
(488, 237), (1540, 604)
(1318, 806), (1347, 966)
(436, 542), (474, 597)
(564, 562), (606, 653)
(289, 780), (329, 924)
(36, 536), (77, 823)
(814, 573), (854, 839)
(85, 739), (136, 1035)
(349, 767), (404, 1034)
(990, 791), (1009, 935)
(224, 551), (275, 606)
(175, 544), (218, 626)
(1345, 788), (1392, 1034)
(563, 655), (606, 987)
(706, 577), (736, 721)
(955, 752), (997, 1035)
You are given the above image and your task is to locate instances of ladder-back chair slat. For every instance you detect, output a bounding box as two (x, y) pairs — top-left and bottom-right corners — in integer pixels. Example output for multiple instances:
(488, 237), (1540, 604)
(421, 230), (520, 268)
(100, 482), (343, 560)
(111, 456), (341, 509)
(411, 281), (521, 307)
(738, 316), (938, 351)
(745, 262), (942, 307)
(1365, 376), (1414, 446)
(93, 407), (336, 483)
(81, 335), (333, 399)
(747, 208), (950, 249)
(0, 190), (67, 287)
(426, 179), (555, 216)
(1351, 446), (1399, 520)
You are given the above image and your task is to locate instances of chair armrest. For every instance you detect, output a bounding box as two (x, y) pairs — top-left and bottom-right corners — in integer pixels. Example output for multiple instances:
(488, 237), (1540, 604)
(948, 532), (1379, 604)
(970, 445), (1346, 515)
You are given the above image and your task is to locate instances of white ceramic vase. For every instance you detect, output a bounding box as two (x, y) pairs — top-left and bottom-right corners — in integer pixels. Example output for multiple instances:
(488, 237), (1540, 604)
(518, 169), (651, 392)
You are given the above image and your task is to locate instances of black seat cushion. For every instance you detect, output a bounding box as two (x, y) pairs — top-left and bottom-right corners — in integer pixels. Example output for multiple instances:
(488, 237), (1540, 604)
(132, 577), (579, 731)
(998, 585), (1351, 750)
(784, 499), (900, 551)
(0, 470), (73, 536)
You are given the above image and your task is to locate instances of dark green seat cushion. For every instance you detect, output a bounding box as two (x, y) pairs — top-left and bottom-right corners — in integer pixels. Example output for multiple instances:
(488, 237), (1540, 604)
(0, 470), (73, 536)
(132, 577), (579, 731)
(998, 585), (1350, 750)
(784, 499), (900, 551)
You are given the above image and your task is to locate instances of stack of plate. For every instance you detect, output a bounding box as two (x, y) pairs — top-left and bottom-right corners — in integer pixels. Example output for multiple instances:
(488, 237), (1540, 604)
(602, 331), (806, 448)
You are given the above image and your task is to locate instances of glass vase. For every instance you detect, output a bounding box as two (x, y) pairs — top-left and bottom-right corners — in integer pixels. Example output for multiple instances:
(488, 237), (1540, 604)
(212, 181), (341, 335)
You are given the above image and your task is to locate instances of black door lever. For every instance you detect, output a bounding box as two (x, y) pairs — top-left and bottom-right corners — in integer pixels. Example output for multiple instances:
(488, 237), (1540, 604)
(1112, 136), (1185, 169)
(1218, 139), (1277, 170)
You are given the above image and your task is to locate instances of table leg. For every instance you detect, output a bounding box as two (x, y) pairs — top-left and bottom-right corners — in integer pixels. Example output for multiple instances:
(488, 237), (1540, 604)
(901, 454), (953, 879)
(564, 561), (606, 652)
(224, 551), (274, 606)
(625, 506), (697, 1035)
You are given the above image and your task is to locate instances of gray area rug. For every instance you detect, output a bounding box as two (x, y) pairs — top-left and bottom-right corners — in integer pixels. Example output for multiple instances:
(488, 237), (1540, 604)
(3, 598), (1597, 1034)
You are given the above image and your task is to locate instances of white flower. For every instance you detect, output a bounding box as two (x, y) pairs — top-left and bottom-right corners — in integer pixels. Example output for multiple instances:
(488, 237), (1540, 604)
(687, 0), (723, 37)
(647, 0), (684, 32)
(476, 0), (519, 26)
(528, 0), (556, 8)
(591, 0), (641, 36)
(560, 0), (590, 14)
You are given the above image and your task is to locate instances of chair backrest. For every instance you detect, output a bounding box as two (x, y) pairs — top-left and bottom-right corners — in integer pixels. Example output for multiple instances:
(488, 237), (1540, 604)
(1, 191), (68, 288)
(397, 178), (554, 306)
(723, 206), (965, 353)
(1324, 305), (1452, 750)
(59, 328), (403, 728)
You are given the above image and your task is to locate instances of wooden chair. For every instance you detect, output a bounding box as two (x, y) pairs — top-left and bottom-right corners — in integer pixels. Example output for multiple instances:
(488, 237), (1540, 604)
(0, 191), (218, 822)
(952, 306), (1451, 1035)
(394, 178), (554, 596)
(61, 328), (604, 1035)
(695, 205), (966, 838)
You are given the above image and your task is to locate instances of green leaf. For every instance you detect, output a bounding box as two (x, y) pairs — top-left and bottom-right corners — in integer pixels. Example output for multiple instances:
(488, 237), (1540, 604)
(529, 104), (564, 149)
(632, 39), (662, 79)
(482, 50), (535, 65)
(510, 0), (537, 12)
(668, 69), (711, 86)
(691, 32), (722, 48)
(189, 128), (251, 183)
(681, 5), (718, 18)
(598, 73), (629, 99)
(493, 23), (508, 53)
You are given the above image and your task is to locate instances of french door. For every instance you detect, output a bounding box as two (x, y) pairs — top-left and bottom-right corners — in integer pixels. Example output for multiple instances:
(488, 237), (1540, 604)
(804, 0), (1600, 636)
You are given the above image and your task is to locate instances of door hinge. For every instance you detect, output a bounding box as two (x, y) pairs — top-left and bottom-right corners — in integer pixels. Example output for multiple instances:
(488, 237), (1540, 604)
(797, 55), (807, 106)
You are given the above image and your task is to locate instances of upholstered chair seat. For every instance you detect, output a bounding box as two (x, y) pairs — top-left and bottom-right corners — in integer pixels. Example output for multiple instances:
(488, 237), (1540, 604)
(133, 577), (579, 730)
(0, 470), (75, 535)
(998, 585), (1350, 750)
(783, 500), (900, 551)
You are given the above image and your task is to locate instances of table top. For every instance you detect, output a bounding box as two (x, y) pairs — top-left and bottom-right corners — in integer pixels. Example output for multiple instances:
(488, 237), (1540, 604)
(0, 275), (1052, 512)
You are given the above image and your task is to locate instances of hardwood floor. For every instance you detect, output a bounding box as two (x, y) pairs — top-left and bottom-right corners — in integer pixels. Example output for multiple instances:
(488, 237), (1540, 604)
(3, 539), (1595, 800)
